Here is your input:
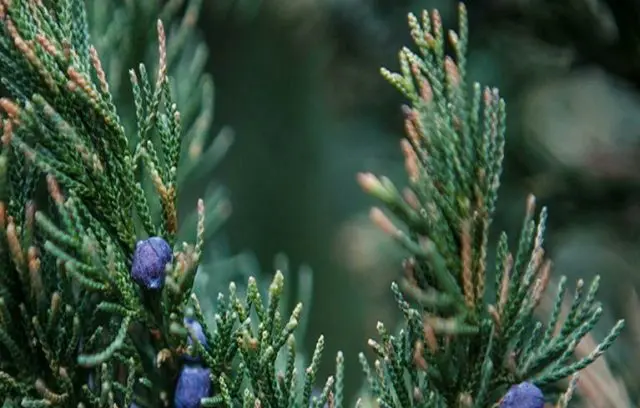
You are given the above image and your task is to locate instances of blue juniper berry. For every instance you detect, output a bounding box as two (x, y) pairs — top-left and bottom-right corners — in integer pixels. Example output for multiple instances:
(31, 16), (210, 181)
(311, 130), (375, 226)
(174, 365), (212, 408)
(499, 382), (545, 408)
(184, 317), (208, 362)
(130, 236), (173, 290)
(310, 387), (329, 408)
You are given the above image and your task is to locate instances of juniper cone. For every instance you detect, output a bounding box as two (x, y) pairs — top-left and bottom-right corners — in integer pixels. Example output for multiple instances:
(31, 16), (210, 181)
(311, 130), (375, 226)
(183, 317), (208, 362)
(174, 365), (212, 408)
(130, 236), (173, 290)
(499, 382), (545, 408)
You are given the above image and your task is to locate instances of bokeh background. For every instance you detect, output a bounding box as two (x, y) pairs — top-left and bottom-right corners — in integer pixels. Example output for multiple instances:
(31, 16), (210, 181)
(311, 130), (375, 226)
(141, 0), (640, 405)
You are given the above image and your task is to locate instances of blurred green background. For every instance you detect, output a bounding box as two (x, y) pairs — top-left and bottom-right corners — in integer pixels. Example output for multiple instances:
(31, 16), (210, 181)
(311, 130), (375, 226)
(157, 0), (640, 405)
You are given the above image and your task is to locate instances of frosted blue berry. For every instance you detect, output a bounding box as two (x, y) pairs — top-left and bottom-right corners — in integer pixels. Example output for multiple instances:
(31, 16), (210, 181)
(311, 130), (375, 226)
(174, 365), (211, 408)
(130, 236), (172, 290)
(184, 317), (208, 362)
(499, 382), (544, 408)
(310, 387), (328, 408)
(87, 373), (96, 391)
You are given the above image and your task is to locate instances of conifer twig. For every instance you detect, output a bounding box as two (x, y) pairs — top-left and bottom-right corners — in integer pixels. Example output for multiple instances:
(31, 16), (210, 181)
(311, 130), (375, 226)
(357, 3), (624, 407)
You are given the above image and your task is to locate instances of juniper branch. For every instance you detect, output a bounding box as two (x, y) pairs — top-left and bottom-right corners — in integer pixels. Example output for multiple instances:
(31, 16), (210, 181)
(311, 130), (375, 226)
(358, 3), (624, 407)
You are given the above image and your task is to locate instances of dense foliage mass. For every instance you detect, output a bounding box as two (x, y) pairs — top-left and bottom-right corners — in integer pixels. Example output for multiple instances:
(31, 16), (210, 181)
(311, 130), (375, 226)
(0, 1), (622, 407)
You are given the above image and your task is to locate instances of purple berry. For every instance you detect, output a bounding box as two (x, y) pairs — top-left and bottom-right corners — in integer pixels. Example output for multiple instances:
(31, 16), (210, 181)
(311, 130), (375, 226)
(130, 237), (172, 290)
(87, 372), (96, 391)
(184, 317), (208, 362)
(500, 382), (544, 408)
(174, 365), (211, 408)
(310, 387), (328, 408)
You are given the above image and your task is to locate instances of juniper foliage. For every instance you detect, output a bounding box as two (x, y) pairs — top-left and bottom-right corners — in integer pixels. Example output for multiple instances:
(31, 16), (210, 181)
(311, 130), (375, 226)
(0, 0), (624, 407)
(0, 0), (338, 407)
(86, 0), (233, 269)
(357, 4), (624, 407)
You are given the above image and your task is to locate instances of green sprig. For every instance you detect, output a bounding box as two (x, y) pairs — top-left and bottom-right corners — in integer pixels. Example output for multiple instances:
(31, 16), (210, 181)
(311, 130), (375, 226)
(358, 3), (624, 407)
